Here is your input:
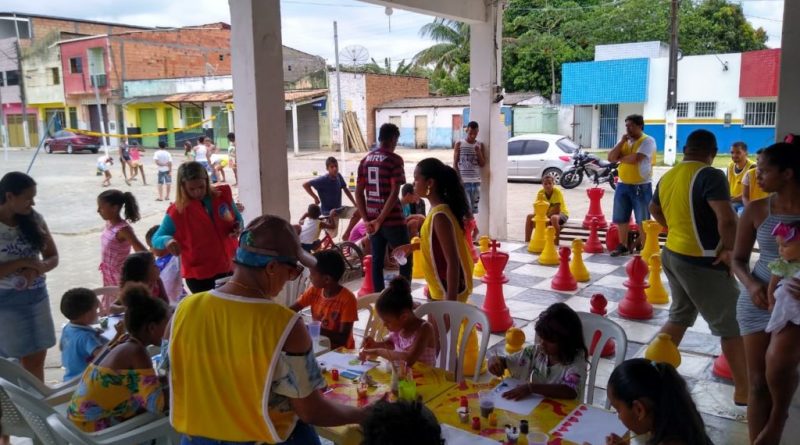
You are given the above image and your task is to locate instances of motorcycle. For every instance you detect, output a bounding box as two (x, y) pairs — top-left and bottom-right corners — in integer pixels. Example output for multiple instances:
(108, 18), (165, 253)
(560, 148), (619, 190)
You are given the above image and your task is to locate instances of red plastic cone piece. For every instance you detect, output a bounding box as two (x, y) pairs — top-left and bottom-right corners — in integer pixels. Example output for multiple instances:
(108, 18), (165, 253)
(588, 293), (616, 357)
(606, 224), (620, 252)
(617, 255), (653, 320)
(357, 255), (374, 297)
(551, 247), (578, 291)
(585, 218), (604, 253)
(481, 240), (513, 333)
(712, 354), (733, 380)
(583, 187), (608, 229)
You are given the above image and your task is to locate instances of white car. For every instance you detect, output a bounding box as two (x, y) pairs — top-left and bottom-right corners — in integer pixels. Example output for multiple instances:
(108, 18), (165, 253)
(507, 133), (578, 183)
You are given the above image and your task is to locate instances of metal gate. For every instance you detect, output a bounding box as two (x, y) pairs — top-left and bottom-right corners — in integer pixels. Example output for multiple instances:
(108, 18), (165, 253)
(598, 104), (618, 149)
(451, 114), (462, 148)
(573, 106), (593, 148)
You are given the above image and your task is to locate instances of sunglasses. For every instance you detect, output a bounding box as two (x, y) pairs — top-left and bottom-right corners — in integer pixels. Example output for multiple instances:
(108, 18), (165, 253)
(276, 259), (304, 281)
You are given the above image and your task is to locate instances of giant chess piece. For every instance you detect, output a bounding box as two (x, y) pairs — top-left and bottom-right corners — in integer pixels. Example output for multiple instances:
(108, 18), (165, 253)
(645, 254), (669, 304)
(585, 217), (604, 254)
(551, 247), (577, 291)
(589, 294), (615, 357)
(411, 236), (426, 279)
(645, 333), (681, 368)
(605, 224), (620, 252)
(617, 255), (653, 320)
(473, 236), (490, 278)
(639, 220), (663, 262)
(570, 239), (590, 282)
(481, 239), (513, 332)
(583, 187), (608, 229)
(538, 226), (559, 265)
(527, 200), (549, 253)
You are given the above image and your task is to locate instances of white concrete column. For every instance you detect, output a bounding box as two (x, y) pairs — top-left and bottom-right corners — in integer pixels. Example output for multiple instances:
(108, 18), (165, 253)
(470, 1), (507, 239)
(776, 2), (799, 140)
(291, 102), (299, 156)
(230, 0), (290, 221)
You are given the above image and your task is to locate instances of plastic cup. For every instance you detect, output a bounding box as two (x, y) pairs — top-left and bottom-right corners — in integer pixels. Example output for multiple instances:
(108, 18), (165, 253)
(528, 432), (549, 445)
(392, 249), (408, 266)
(308, 321), (321, 339)
(478, 390), (495, 418)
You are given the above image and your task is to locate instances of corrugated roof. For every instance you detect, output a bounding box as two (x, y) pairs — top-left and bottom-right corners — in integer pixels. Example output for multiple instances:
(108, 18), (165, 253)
(284, 89), (328, 102)
(120, 95), (170, 105)
(376, 91), (545, 109)
(163, 91), (233, 103)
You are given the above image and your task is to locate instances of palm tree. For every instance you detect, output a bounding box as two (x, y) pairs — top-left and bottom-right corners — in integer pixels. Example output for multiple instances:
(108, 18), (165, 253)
(413, 18), (469, 74)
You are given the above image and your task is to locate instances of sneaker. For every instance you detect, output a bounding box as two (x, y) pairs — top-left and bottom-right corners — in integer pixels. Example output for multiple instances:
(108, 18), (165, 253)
(610, 244), (630, 257)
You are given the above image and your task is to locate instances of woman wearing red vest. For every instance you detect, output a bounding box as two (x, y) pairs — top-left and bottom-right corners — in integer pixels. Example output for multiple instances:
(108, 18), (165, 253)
(152, 161), (243, 293)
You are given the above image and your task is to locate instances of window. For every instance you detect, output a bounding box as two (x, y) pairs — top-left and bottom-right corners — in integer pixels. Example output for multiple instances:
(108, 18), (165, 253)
(184, 106), (203, 126)
(676, 102), (689, 118)
(68, 107), (78, 129)
(556, 137), (578, 154)
(694, 102), (716, 118)
(744, 102), (777, 127)
(4, 70), (19, 86)
(508, 140), (525, 156)
(69, 57), (82, 74)
(51, 68), (60, 85)
(522, 140), (548, 155)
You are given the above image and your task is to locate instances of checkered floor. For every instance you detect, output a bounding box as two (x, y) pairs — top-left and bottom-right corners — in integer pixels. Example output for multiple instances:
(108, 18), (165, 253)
(344, 241), (749, 445)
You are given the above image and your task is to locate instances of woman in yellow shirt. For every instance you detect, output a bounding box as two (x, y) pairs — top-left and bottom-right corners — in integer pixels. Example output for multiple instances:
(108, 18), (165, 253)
(525, 175), (570, 244)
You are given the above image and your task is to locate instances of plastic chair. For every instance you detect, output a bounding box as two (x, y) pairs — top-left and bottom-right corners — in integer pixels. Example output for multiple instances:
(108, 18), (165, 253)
(0, 378), (175, 445)
(0, 359), (79, 442)
(414, 301), (491, 382)
(357, 292), (385, 343)
(577, 312), (628, 409)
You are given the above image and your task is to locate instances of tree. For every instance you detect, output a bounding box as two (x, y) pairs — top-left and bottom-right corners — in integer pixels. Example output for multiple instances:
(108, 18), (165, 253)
(413, 18), (471, 95)
(363, 57), (427, 76)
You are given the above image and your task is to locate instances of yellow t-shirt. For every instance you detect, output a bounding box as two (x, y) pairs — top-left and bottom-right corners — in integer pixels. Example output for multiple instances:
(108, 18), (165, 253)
(727, 159), (754, 199)
(420, 204), (474, 302)
(536, 187), (569, 218)
(745, 167), (769, 202)
(617, 133), (656, 185)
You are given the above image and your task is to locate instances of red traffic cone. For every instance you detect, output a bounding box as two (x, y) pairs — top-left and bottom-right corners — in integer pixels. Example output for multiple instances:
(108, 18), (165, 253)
(357, 255), (374, 297)
(551, 247), (577, 291)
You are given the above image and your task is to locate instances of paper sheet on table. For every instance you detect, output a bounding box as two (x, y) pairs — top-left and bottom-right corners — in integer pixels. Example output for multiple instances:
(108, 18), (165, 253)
(441, 424), (498, 445)
(316, 350), (378, 374)
(99, 315), (125, 341)
(491, 378), (544, 415)
(549, 404), (627, 445)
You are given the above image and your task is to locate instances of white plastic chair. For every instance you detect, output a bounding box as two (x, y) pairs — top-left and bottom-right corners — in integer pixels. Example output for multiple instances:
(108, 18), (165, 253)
(0, 359), (78, 442)
(414, 301), (491, 382)
(577, 312), (628, 409)
(357, 292), (385, 343)
(0, 378), (176, 445)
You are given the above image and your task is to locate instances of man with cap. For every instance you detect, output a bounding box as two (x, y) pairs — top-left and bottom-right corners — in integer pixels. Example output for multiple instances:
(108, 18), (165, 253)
(169, 215), (370, 444)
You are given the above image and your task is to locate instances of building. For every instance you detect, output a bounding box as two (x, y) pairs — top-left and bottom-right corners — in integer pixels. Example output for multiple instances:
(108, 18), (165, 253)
(561, 42), (779, 151)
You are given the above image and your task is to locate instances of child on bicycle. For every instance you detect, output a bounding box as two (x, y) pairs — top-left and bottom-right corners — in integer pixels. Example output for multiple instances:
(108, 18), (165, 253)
(295, 204), (335, 252)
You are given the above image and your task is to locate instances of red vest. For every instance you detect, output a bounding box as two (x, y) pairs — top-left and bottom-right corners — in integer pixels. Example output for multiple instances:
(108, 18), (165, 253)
(167, 184), (238, 279)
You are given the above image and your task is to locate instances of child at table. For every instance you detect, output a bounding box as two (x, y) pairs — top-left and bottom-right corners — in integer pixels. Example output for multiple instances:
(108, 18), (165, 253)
(145, 225), (185, 304)
(59, 288), (123, 381)
(290, 250), (358, 349)
(108, 252), (169, 314)
(605, 358), (712, 445)
(359, 276), (436, 367)
(488, 302), (587, 400)
(360, 400), (442, 445)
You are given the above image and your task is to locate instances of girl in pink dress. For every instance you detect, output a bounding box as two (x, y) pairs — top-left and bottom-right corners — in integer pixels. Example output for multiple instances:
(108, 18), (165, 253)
(97, 190), (146, 309)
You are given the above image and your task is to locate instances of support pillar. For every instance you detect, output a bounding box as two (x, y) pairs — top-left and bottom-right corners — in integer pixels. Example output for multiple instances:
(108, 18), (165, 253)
(470, 1), (507, 240)
(291, 101), (299, 156)
(230, 0), (290, 221)
(776, 2), (800, 140)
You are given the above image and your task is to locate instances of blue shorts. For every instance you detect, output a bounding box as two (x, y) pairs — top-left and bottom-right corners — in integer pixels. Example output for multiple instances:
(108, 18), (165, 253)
(463, 182), (480, 215)
(612, 183), (652, 224)
(0, 287), (56, 358)
(158, 171), (172, 185)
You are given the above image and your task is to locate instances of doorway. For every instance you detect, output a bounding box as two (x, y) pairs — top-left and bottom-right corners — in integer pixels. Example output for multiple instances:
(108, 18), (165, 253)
(451, 114), (463, 148)
(573, 106), (592, 148)
(599, 104), (619, 149)
(138, 108), (158, 147)
(414, 115), (427, 149)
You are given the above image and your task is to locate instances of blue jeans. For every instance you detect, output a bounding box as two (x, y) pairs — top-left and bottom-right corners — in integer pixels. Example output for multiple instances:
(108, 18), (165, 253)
(612, 183), (652, 225)
(463, 182), (480, 215)
(180, 422), (321, 445)
(369, 224), (411, 292)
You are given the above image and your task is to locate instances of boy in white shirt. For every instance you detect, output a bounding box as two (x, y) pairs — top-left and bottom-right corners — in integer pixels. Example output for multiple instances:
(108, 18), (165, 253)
(153, 141), (173, 201)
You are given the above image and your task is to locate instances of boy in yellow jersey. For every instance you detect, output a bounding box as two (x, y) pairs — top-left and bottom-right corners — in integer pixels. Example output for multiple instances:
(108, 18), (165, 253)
(728, 141), (755, 215)
(649, 129), (748, 405)
(607, 114), (656, 256)
(524, 175), (569, 244)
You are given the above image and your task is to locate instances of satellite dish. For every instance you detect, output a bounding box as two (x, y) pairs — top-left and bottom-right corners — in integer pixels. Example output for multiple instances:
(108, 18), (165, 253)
(385, 6), (393, 16)
(340, 45), (370, 70)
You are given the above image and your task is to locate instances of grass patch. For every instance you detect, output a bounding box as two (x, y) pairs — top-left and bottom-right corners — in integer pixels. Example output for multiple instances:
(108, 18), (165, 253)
(655, 153), (736, 169)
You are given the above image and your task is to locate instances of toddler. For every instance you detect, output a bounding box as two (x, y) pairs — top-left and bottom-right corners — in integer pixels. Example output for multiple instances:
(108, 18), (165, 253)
(296, 203), (334, 252)
(59, 288), (122, 381)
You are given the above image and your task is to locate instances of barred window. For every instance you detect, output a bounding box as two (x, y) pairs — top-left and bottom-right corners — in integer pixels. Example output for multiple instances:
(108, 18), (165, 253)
(744, 102), (777, 127)
(694, 102), (716, 118)
(676, 102), (688, 118)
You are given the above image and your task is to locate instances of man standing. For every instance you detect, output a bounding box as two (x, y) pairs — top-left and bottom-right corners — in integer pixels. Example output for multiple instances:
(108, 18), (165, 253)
(727, 141), (754, 215)
(153, 141), (173, 201)
(355, 123), (411, 291)
(303, 157), (361, 241)
(454, 121), (486, 239)
(650, 129), (747, 405)
(607, 114), (656, 256)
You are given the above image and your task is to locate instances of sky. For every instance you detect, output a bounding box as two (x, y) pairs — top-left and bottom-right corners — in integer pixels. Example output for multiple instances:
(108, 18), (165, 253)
(1, 0), (786, 67)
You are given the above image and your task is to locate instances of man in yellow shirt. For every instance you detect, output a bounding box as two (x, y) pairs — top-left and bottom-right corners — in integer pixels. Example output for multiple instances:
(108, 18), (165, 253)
(524, 175), (569, 244)
(728, 141), (755, 215)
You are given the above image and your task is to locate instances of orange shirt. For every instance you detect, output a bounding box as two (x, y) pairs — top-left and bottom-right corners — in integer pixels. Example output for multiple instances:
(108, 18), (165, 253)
(295, 286), (358, 348)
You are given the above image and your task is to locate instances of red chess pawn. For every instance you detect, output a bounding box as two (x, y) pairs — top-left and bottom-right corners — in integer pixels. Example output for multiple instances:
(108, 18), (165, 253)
(606, 224), (620, 252)
(481, 239), (513, 333)
(617, 255), (653, 320)
(583, 187), (608, 229)
(589, 294), (616, 357)
(357, 255), (374, 297)
(551, 247), (577, 291)
(585, 218), (604, 253)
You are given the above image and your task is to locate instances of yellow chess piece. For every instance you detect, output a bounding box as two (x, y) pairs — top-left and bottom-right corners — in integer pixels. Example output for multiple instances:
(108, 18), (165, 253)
(459, 320), (487, 376)
(569, 239), (590, 282)
(538, 226), (559, 265)
(411, 236), (426, 279)
(527, 200), (550, 253)
(645, 253), (669, 304)
(473, 236), (490, 278)
(640, 220), (662, 262)
(505, 327), (526, 355)
(645, 333), (681, 368)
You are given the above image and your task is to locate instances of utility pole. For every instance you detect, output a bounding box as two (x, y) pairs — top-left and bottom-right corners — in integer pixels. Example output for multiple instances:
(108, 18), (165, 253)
(663, 0), (680, 166)
(13, 14), (30, 148)
(0, 81), (8, 156)
(333, 21), (346, 171)
(88, 48), (109, 154)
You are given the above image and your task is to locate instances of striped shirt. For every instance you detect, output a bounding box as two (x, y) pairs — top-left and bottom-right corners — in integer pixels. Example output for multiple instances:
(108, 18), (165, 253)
(357, 149), (406, 227)
(457, 139), (482, 183)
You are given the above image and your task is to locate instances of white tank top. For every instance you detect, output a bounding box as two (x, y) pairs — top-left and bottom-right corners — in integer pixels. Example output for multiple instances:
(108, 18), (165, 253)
(457, 139), (481, 183)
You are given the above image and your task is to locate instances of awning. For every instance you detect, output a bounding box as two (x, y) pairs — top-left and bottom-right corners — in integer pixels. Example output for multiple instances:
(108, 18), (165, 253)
(223, 88), (328, 104)
(163, 91), (233, 103)
(119, 95), (170, 105)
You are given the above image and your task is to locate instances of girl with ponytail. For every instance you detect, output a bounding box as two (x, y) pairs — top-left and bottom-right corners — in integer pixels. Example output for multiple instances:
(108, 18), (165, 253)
(97, 190), (146, 293)
(606, 358), (712, 445)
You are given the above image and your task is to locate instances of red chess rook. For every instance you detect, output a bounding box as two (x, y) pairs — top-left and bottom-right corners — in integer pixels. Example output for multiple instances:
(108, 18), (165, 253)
(583, 187), (608, 229)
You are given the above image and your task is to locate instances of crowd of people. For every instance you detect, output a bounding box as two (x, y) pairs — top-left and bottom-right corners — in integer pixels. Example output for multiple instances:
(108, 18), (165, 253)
(1, 118), (799, 445)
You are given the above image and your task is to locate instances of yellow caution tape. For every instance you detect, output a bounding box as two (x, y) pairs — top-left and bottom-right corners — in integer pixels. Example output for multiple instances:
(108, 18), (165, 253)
(65, 114), (219, 138)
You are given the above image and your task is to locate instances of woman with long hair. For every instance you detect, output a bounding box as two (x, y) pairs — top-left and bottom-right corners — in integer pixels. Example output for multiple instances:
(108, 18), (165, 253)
(151, 161), (243, 293)
(0, 172), (59, 381)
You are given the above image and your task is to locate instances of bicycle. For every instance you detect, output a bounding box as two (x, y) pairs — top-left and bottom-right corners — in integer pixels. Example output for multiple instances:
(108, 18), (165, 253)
(314, 215), (365, 283)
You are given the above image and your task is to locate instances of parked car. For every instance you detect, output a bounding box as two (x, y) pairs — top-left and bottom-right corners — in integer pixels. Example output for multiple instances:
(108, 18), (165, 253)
(507, 133), (578, 183)
(44, 131), (102, 154)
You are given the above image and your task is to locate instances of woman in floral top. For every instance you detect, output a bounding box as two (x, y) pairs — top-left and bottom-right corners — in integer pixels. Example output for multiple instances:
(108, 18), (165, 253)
(489, 303), (588, 400)
(67, 284), (169, 432)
